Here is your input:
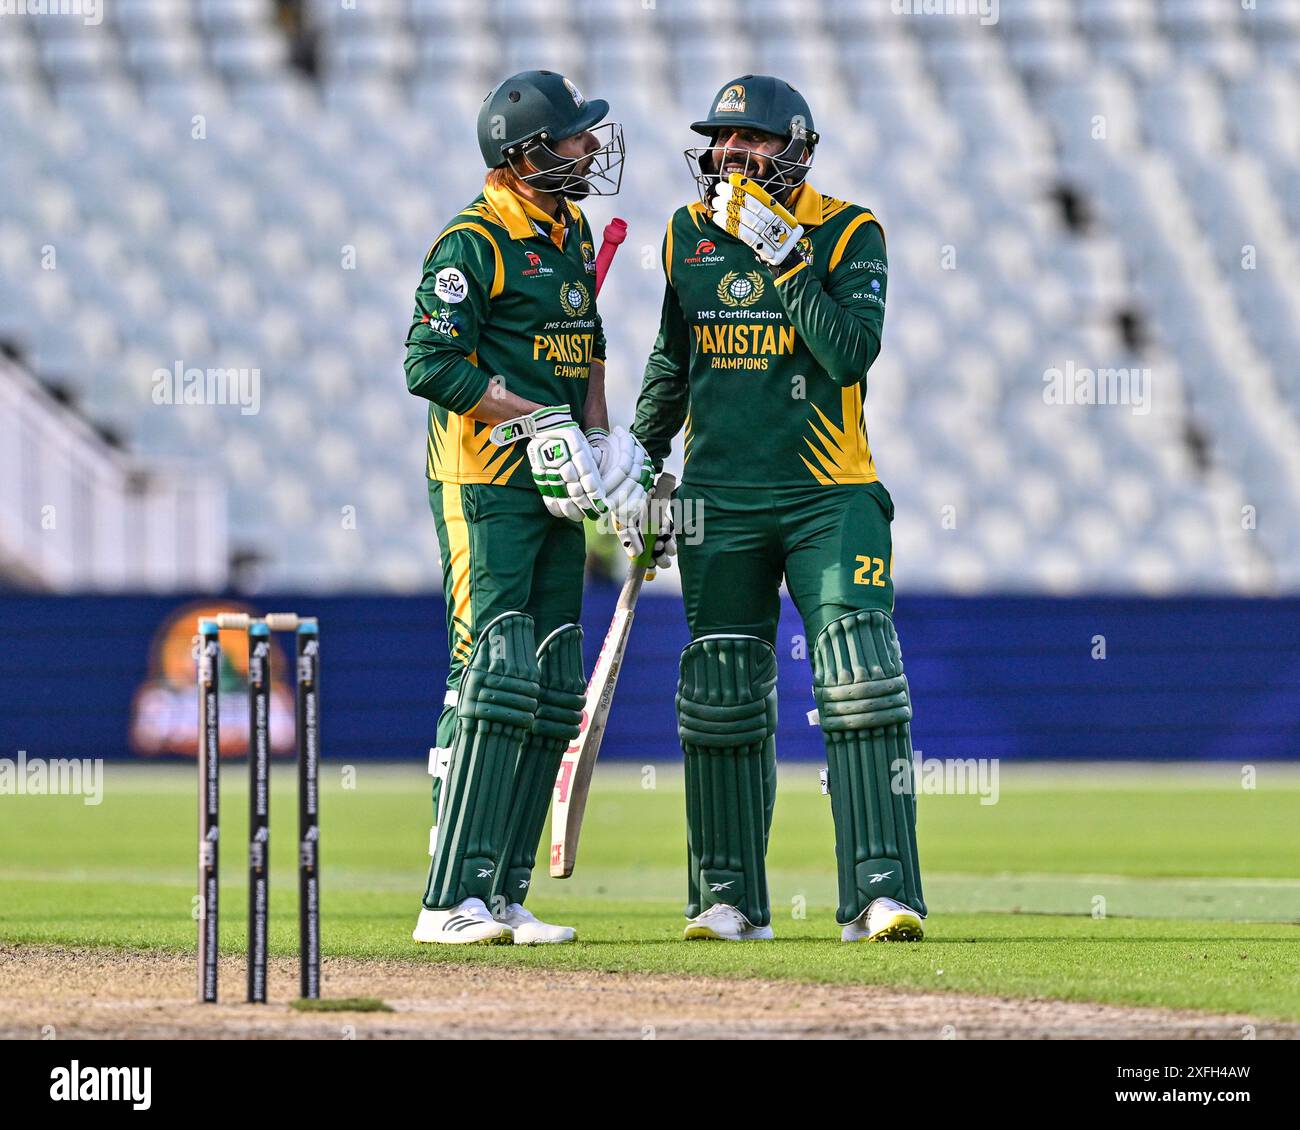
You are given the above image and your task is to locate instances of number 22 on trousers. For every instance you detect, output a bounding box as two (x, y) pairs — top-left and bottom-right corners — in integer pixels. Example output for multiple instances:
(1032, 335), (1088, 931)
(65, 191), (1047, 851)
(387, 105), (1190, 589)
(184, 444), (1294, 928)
(853, 555), (888, 587)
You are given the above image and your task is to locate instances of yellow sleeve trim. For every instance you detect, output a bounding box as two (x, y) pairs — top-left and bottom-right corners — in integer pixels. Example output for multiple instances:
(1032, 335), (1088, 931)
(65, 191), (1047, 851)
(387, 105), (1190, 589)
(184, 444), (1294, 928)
(829, 212), (882, 272)
(664, 222), (674, 287)
(430, 222), (506, 299)
(774, 258), (810, 286)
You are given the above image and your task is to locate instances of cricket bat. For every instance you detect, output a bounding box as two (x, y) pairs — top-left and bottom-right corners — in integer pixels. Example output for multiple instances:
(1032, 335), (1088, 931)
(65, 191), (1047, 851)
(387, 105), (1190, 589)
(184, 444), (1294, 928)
(550, 471), (676, 878)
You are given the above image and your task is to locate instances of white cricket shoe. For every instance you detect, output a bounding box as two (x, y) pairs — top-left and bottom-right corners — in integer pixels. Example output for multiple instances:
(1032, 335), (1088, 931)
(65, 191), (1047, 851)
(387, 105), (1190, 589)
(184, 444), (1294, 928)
(841, 896), (925, 942)
(493, 902), (576, 945)
(683, 903), (774, 941)
(413, 897), (513, 945)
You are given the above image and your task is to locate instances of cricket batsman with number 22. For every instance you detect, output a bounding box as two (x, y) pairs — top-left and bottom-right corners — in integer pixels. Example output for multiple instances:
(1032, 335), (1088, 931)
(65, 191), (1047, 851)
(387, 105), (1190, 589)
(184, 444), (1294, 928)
(403, 70), (666, 946)
(633, 75), (927, 943)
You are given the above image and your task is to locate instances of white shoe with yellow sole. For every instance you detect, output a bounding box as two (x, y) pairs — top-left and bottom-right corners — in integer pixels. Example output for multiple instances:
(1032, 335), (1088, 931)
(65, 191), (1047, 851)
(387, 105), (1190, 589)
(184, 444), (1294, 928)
(841, 896), (925, 942)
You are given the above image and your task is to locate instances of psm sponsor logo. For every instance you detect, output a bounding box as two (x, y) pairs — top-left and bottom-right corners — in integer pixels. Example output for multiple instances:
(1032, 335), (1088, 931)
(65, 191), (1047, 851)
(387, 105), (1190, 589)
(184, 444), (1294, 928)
(434, 267), (468, 303)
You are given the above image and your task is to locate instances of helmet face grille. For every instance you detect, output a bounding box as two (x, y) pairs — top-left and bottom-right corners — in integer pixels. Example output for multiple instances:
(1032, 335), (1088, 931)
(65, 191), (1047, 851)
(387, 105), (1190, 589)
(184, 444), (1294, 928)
(511, 121), (626, 199)
(684, 136), (813, 207)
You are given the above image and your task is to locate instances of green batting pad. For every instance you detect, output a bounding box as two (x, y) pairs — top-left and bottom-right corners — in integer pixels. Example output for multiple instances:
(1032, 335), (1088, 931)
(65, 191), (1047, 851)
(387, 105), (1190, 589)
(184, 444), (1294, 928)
(424, 611), (540, 909)
(496, 623), (586, 906)
(677, 635), (778, 927)
(813, 609), (927, 923)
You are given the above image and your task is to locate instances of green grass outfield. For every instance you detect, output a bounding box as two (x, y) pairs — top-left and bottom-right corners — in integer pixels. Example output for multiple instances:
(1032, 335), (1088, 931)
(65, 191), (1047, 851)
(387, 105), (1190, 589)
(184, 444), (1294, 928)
(2, 761), (1298, 1019)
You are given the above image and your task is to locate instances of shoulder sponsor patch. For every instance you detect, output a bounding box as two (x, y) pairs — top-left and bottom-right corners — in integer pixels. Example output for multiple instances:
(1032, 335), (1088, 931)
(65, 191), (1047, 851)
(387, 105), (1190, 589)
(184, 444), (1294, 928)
(434, 267), (468, 303)
(420, 308), (460, 337)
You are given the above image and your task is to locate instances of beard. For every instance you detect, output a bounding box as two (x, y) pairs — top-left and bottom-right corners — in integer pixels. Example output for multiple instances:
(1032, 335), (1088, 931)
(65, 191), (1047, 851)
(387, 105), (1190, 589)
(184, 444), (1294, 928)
(560, 155), (594, 198)
(716, 150), (772, 180)
(523, 152), (594, 198)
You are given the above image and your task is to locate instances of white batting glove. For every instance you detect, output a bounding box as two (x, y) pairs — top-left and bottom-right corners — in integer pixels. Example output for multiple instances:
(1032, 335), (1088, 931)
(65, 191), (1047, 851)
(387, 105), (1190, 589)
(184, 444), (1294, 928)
(618, 490), (676, 571)
(523, 407), (609, 522)
(590, 426), (655, 558)
(710, 173), (805, 267)
(587, 427), (614, 478)
(601, 427), (654, 523)
(643, 490), (677, 572)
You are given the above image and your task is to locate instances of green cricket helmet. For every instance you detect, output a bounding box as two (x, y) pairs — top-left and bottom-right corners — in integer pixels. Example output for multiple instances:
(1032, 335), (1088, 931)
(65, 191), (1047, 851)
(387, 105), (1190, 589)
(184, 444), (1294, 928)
(685, 74), (818, 205)
(477, 69), (624, 198)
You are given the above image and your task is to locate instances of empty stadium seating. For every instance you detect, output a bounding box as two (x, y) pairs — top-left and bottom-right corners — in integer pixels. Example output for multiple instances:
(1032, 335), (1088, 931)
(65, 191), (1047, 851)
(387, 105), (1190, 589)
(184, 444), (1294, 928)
(0, 0), (1296, 592)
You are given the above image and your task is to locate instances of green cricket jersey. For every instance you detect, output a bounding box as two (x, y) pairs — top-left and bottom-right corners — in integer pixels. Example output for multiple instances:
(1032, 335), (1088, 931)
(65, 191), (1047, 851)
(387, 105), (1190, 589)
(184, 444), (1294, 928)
(405, 180), (607, 487)
(633, 182), (887, 487)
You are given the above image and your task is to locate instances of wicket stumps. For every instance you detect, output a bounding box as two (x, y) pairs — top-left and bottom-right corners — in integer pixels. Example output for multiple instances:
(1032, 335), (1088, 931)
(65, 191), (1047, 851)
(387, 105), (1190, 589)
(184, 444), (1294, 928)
(196, 612), (320, 1004)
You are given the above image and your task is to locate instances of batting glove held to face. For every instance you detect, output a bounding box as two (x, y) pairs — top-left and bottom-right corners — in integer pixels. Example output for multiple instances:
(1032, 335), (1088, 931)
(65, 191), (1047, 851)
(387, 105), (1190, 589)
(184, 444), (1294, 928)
(710, 173), (804, 267)
(526, 407), (609, 522)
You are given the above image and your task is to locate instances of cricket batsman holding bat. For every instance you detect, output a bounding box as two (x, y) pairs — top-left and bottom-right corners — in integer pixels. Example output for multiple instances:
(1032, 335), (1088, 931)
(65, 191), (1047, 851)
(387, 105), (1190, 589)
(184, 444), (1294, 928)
(632, 75), (926, 943)
(403, 70), (665, 945)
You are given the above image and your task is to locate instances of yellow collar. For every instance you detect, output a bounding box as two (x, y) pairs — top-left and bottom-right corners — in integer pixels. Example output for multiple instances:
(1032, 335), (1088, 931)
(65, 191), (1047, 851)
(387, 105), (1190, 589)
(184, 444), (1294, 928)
(786, 182), (827, 227)
(483, 181), (580, 248)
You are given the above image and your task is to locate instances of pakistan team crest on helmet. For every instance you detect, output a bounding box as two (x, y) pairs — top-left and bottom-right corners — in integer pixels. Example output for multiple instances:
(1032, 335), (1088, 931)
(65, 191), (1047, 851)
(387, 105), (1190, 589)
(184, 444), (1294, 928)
(715, 84), (746, 113)
(562, 76), (585, 106)
(717, 270), (765, 308)
(560, 279), (591, 317)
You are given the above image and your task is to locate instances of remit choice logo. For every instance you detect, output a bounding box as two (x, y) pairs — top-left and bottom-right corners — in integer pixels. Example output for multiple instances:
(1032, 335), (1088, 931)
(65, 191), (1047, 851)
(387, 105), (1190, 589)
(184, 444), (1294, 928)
(684, 238), (724, 266)
(522, 250), (553, 278)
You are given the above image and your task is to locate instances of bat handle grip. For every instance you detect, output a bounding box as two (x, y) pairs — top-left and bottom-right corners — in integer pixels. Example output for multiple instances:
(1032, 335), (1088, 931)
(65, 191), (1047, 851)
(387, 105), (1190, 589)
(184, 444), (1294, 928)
(594, 218), (628, 295)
